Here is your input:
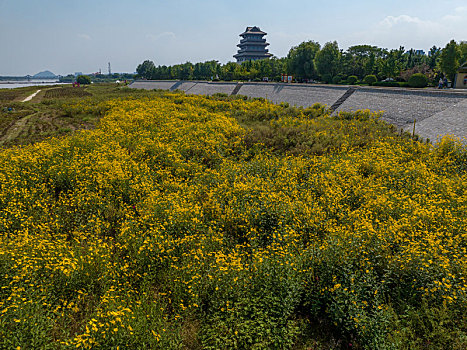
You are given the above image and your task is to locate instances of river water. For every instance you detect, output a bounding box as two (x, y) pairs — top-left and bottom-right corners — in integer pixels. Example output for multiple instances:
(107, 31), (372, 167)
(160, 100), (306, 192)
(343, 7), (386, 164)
(0, 80), (64, 89)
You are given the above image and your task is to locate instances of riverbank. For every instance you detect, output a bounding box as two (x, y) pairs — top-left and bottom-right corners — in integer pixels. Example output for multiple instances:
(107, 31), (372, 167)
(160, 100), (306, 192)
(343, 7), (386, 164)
(0, 80), (64, 89)
(131, 80), (467, 143)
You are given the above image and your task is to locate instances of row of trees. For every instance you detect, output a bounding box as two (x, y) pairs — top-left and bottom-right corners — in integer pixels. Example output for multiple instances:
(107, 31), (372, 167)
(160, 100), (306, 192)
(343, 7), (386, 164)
(136, 58), (288, 82)
(136, 39), (467, 84)
(286, 39), (467, 84)
(59, 73), (134, 83)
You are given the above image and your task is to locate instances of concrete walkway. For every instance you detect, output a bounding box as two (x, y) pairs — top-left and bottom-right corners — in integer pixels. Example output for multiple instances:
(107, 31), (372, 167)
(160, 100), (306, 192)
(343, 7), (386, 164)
(22, 89), (41, 102)
(404, 98), (467, 143)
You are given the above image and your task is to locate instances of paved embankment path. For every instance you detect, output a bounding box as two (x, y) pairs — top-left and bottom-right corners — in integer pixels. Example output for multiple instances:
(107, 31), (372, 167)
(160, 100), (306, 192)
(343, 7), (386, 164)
(22, 89), (41, 102)
(130, 81), (467, 143)
(403, 98), (467, 143)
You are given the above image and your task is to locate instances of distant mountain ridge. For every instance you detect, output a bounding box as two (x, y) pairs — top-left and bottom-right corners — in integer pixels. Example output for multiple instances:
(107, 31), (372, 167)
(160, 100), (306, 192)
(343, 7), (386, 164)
(33, 70), (57, 79)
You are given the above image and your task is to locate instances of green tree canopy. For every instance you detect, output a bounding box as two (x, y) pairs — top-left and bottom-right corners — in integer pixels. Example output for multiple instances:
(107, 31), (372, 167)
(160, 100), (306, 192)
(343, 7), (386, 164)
(344, 45), (383, 78)
(220, 62), (237, 81)
(193, 60), (221, 80)
(76, 75), (91, 84)
(136, 60), (156, 80)
(459, 41), (467, 66)
(439, 40), (461, 82)
(378, 47), (405, 79)
(287, 40), (321, 80)
(178, 62), (194, 80)
(428, 46), (441, 69)
(314, 41), (341, 83)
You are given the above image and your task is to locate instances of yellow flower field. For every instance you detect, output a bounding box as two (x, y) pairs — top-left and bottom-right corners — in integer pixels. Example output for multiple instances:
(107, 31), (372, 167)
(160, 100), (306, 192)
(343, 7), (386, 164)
(0, 92), (466, 349)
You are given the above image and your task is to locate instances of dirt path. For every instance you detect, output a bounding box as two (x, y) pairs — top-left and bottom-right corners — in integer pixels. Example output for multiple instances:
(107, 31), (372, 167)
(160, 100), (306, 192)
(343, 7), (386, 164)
(0, 112), (37, 147)
(22, 89), (41, 102)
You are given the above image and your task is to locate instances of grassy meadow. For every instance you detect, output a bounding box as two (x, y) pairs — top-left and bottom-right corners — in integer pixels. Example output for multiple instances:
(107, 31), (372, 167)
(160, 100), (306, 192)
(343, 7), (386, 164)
(0, 84), (149, 148)
(0, 85), (466, 349)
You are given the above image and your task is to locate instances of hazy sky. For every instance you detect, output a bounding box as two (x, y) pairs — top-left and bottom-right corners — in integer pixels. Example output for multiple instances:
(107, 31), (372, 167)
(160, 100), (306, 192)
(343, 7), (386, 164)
(1, 0), (466, 76)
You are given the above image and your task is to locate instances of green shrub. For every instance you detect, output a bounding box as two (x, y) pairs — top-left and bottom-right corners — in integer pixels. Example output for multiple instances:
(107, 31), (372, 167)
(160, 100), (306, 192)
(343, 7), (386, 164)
(321, 74), (332, 84)
(76, 75), (91, 85)
(347, 76), (358, 85)
(332, 76), (342, 84)
(372, 81), (400, 87)
(211, 93), (228, 99)
(408, 73), (428, 88)
(363, 75), (377, 85)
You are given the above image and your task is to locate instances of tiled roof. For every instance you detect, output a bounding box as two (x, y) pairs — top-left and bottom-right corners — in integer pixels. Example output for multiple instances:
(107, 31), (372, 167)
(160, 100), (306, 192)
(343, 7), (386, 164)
(240, 26), (267, 36)
(237, 42), (269, 47)
(233, 52), (273, 58)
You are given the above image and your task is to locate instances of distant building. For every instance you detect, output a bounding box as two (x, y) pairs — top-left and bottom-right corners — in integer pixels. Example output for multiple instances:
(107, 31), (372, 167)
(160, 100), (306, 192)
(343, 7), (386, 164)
(454, 62), (467, 89)
(405, 49), (426, 56)
(234, 26), (273, 63)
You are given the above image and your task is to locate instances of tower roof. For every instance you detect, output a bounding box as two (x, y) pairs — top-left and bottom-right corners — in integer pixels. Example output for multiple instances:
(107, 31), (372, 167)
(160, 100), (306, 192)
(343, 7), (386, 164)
(233, 52), (273, 59)
(240, 26), (267, 36)
(237, 42), (269, 48)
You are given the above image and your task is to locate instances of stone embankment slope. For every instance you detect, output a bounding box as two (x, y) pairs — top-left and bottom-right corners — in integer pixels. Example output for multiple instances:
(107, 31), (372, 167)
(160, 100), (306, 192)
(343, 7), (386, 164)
(130, 80), (467, 143)
(408, 98), (467, 143)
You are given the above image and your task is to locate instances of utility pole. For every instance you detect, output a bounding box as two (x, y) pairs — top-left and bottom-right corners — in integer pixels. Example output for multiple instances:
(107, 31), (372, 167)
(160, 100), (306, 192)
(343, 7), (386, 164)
(108, 62), (111, 76)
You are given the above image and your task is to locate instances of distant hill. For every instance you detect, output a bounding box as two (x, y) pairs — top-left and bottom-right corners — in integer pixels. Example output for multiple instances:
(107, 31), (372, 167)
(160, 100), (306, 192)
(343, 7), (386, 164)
(33, 70), (57, 79)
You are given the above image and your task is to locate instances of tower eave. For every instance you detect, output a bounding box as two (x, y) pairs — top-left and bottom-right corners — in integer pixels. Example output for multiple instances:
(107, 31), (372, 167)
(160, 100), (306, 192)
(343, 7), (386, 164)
(233, 52), (273, 58)
(237, 42), (269, 48)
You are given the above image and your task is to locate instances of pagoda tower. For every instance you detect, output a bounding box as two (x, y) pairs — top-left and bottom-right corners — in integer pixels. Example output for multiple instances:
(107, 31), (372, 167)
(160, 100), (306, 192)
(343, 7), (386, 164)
(234, 26), (273, 63)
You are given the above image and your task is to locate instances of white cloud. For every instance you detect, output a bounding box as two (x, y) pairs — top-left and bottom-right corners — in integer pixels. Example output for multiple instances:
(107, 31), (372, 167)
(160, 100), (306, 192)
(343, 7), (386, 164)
(444, 6), (467, 21)
(146, 32), (176, 41)
(344, 9), (467, 50)
(380, 15), (426, 28)
(77, 34), (91, 40)
(378, 15), (442, 35)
